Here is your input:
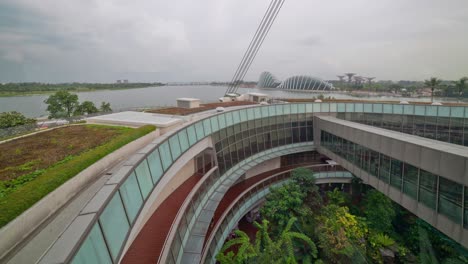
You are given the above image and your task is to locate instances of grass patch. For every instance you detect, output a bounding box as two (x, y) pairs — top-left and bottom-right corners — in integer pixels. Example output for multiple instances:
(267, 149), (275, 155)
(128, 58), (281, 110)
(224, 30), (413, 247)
(0, 125), (155, 228)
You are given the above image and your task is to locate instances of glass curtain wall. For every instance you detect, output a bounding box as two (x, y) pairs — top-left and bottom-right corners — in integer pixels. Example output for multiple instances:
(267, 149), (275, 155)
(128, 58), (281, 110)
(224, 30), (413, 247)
(321, 130), (465, 226)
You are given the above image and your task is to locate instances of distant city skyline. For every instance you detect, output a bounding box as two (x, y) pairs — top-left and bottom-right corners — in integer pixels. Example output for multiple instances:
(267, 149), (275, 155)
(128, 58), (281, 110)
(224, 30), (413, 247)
(1, 0), (468, 83)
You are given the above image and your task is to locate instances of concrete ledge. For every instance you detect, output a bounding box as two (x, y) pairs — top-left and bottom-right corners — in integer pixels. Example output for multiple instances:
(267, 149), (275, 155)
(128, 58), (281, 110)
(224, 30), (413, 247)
(0, 129), (160, 260)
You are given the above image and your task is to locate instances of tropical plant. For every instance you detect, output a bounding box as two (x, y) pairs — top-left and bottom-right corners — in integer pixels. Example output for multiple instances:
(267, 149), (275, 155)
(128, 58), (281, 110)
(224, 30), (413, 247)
(100, 101), (112, 112)
(453, 77), (467, 102)
(369, 233), (395, 248)
(326, 188), (349, 206)
(260, 182), (307, 234)
(424, 77), (442, 103)
(216, 218), (317, 264)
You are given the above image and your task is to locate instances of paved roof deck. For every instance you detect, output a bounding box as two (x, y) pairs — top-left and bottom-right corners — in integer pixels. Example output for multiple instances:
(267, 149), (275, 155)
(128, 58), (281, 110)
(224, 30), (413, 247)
(86, 111), (182, 127)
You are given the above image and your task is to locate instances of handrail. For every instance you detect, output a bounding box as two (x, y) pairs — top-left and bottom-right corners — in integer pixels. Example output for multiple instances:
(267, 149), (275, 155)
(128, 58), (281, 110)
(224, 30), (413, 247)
(158, 166), (218, 263)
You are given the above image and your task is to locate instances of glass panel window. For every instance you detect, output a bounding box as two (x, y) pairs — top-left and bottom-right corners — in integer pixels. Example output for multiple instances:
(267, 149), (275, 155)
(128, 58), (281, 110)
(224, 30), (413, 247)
(119, 173), (143, 223)
(169, 135), (182, 161)
(262, 106), (269, 117)
(438, 177), (462, 223)
(72, 224), (112, 264)
(451, 107), (464, 118)
(337, 103), (345, 112)
(195, 122), (205, 140)
(364, 104), (372, 113)
(147, 150), (164, 183)
(355, 103), (364, 113)
(254, 107), (262, 119)
(415, 105), (425, 116)
(159, 142), (173, 171)
(178, 130), (190, 153)
(383, 104), (393, 114)
(419, 170), (437, 209)
(210, 116), (220, 132)
(464, 187), (468, 228)
(218, 114), (227, 128)
(379, 155), (391, 183)
(403, 163), (418, 199)
(226, 112), (234, 126)
(393, 104), (403, 114)
(203, 119), (212, 135)
(403, 104), (414, 115)
(187, 125), (197, 146)
(240, 109), (247, 121)
(450, 118), (464, 145)
(99, 193), (130, 261)
(135, 162), (153, 199)
(374, 103), (383, 113)
(390, 159), (403, 189)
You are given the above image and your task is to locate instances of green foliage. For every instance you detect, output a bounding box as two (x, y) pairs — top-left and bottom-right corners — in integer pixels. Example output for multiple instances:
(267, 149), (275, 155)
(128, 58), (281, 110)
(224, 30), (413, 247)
(316, 204), (368, 263)
(0, 125), (155, 227)
(216, 218), (317, 264)
(453, 77), (467, 98)
(0, 82), (164, 96)
(424, 77), (442, 102)
(44, 90), (80, 118)
(326, 188), (349, 206)
(363, 189), (396, 233)
(369, 233), (395, 248)
(260, 182), (307, 233)
(0, 111), (36, 129)
(291, 168), (323, 212)
(74, 101), (99, 115)
(100, 101), (112, 112)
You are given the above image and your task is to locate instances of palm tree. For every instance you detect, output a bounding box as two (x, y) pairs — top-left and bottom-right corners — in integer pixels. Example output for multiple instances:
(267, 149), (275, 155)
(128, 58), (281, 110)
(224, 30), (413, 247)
(453, 77), (467, 102)
(424, 77), (442, 103)
(216, 218), (317, 264)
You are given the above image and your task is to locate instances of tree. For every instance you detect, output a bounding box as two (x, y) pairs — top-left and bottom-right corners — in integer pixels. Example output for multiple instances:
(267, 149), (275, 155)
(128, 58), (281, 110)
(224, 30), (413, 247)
(74, 101), (98, 116)
(100, 101), (112, 112)
(0, 111), (35, 129)
(363, 190), (396, 234)
(424, 77), (442, 103)
(44, 90), (79, 118)
(453, 77), (467, 102)
(260, 182), (307, 234)
(291, 168), (323, 212)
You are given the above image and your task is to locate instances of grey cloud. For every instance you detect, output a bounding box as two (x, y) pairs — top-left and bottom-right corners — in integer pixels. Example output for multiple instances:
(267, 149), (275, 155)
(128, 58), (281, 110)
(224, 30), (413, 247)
(1, 0), (468, 83)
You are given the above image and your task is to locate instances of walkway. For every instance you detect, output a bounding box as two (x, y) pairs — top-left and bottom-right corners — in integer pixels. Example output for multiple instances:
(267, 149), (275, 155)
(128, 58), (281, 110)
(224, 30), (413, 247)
(121, 173), (203, 264)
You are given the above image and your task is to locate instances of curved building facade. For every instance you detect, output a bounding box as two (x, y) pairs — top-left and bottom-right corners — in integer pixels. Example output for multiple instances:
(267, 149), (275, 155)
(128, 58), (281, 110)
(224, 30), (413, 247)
(278, 75), (333, 91)
(256, 72), (334, 91)
(8, 102), (468, 264)
(256, 71), (280, 88)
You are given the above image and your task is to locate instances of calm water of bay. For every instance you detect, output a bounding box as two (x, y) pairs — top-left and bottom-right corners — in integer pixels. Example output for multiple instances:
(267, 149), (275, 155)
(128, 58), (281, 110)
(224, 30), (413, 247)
(0, 85), (458, 118)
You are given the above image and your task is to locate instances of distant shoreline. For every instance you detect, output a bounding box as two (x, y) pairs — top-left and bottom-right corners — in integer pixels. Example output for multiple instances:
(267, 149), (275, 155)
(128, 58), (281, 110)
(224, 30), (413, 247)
(0, 85), (163, 97)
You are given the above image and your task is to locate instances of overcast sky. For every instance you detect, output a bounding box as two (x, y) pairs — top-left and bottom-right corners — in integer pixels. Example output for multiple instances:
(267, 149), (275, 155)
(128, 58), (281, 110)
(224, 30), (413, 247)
(1, 0), (468, 83)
